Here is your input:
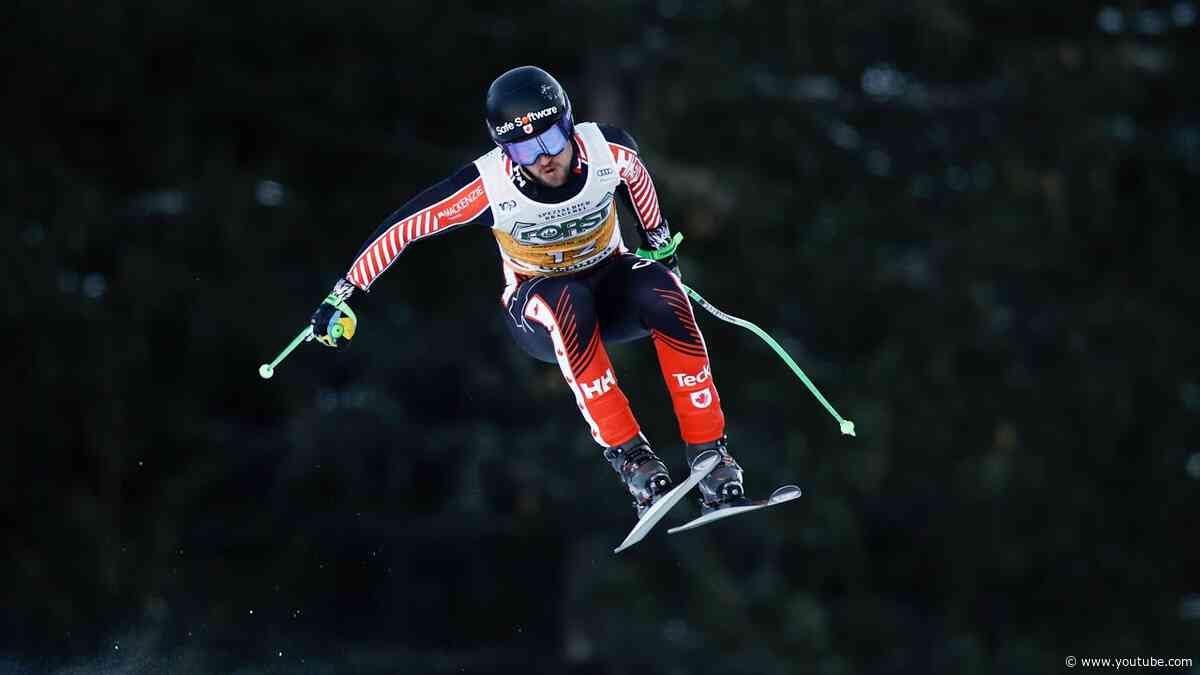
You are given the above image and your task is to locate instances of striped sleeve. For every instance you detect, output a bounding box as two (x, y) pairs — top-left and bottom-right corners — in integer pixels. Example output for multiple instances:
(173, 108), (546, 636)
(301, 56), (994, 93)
(611, 144), (663, 231)
(599, 125), (664, 231)
(345, 163), (492, 291)
(597, 124), (674, 253)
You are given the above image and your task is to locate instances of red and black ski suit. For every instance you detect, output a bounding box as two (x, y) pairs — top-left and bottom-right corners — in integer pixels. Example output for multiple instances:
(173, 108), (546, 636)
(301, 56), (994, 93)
(338, 123), (725, 448)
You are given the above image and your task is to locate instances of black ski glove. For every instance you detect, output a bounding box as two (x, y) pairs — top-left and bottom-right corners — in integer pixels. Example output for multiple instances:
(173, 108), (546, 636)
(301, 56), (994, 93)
(310, 279), (358, 349)
(635, 231), (684, 280)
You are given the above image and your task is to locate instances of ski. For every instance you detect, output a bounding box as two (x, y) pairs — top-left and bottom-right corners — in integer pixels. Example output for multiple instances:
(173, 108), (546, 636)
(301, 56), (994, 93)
(612, 450), (721, 554)
(667, 484), (802, 535)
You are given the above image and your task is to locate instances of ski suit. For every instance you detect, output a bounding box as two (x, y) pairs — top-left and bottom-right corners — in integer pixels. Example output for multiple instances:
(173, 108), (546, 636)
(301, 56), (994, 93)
(340, 122), (725, 448)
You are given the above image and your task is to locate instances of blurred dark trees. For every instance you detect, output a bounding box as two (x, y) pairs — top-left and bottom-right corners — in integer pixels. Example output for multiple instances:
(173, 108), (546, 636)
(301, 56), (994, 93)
(4, 1), (1198, 673)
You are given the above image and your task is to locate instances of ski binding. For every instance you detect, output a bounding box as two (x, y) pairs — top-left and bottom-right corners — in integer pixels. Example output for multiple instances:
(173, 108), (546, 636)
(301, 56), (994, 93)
(667, 484), (802, 535)
(612, 450), (720, 554)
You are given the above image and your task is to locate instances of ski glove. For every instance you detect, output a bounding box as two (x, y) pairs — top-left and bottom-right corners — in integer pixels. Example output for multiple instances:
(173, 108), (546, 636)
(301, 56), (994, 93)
(635, 231), (684, 280)
(311, 279), (358, 349)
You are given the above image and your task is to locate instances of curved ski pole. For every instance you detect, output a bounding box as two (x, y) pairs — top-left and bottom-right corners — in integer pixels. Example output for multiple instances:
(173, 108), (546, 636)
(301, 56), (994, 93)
(682, 284), (856, 437)
(258, 326), (314, 379)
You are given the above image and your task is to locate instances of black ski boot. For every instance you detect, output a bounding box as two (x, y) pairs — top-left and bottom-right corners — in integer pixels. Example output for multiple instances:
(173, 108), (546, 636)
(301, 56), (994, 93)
(603, 433), (673, 517)
(685, 435), (748, 514)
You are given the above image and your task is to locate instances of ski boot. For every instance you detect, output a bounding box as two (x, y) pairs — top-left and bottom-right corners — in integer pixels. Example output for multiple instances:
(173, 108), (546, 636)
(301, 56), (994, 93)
(685, 435), (749, 514)
(603, 433), (673, 517)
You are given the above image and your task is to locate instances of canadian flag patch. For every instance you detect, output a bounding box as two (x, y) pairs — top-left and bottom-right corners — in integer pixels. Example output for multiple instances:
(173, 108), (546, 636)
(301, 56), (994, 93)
(690, 387), (713, 409)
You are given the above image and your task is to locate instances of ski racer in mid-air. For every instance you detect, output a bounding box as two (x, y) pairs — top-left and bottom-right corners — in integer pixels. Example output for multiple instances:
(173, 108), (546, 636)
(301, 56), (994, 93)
(309, 65), (748, 520)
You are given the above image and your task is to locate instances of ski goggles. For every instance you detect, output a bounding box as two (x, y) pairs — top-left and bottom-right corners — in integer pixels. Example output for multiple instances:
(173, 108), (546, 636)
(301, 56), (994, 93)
(500, 119), (573, 166)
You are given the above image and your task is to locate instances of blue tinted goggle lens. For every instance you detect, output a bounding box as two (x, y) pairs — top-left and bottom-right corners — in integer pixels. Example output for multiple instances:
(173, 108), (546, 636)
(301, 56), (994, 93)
(502, 121), (571, 165)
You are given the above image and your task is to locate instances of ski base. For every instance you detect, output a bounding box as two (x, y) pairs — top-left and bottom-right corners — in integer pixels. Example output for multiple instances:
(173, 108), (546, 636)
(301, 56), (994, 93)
(667, 484), (802, 535)
(612, 450), (721, 554)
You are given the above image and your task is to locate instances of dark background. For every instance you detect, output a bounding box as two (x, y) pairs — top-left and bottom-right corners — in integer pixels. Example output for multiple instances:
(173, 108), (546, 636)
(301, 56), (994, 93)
(4, 2), (1198, 673)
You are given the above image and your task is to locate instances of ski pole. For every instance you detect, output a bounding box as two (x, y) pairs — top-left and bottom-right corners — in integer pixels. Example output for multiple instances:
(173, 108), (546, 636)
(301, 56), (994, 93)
(682, 283), (856, 437)
(258, 326), (314, 379)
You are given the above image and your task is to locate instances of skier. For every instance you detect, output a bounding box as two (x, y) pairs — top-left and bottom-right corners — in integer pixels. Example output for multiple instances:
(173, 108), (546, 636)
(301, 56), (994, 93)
(309, 66), (747, 519)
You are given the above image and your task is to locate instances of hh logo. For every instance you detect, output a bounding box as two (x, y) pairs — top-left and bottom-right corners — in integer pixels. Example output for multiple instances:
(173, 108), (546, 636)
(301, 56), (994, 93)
(672, 364), (711, 388)
(690, 387), (713, 409)
(581, 369), (615, 400)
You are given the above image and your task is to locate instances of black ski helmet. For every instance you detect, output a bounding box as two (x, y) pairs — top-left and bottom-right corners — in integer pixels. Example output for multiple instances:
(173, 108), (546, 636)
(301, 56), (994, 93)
(485, 66), (573, 146)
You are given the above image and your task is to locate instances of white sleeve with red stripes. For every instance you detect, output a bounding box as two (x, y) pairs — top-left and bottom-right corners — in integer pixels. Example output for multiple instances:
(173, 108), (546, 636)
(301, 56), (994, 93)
(346, 175), (490, 291)
(609, 143), (664, 231)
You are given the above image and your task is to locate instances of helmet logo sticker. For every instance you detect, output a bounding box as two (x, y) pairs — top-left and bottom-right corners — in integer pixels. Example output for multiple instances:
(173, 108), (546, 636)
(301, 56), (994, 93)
(493, 105), (559, 135)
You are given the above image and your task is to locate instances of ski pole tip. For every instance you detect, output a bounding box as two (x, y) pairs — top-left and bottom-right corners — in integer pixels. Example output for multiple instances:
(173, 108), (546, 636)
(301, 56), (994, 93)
(259, 364), (274, 379)
(840, 419), (856, 436)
